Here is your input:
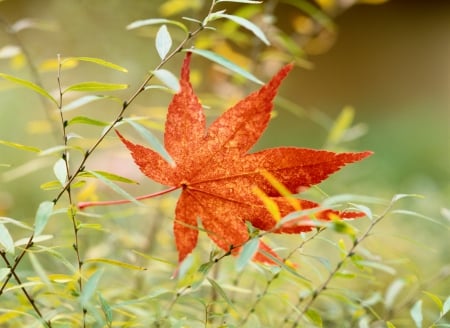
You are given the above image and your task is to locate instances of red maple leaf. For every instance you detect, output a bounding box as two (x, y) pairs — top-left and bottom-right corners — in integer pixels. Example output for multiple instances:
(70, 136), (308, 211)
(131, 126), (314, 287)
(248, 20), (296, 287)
(115, 53), (372, 264)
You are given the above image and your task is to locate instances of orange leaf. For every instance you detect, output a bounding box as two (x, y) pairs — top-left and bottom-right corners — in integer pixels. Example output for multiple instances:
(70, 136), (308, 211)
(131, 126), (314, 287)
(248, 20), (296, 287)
(118, 53), (372, 263)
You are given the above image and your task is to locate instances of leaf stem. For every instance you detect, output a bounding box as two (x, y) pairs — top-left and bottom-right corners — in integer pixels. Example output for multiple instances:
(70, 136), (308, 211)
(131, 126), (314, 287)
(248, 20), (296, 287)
(77, 186), (180, 210)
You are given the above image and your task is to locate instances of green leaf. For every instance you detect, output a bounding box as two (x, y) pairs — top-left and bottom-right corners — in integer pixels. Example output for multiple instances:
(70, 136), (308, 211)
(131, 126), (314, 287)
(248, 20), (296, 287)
(0, 268), (10, 282)
(207, 278), (235, 309)
(236, 238), (259, 272)
(326, 105), (354, 146)
(305, 308), (323, 327)
(86, 170), (141, 207)
(124, 119), (175, 167)
(155, 25), (172, 60)
(186, 48), (263, 85)
(80, 269), (103, 308)
(442, 296), (450, 317)
(126, 18), (188, 33)
(0, 139), (41, 153)
(63, 56), (128, 72)
(85, 258), (147, 271)
(53, 158), (67, 186)
(79, 170), (138, 184)
(0, 223), (14, 254)
(0, 73), (57, 104)
(410, 300), (423, 328)
(282, 0), (335, 30)
(63, 82), (128, 93)
(98, 293), (113, 325)
(67, 116), (109, 127)
(34, 201), (54, 236)
(215, 13), (270, 45)
(386, 322), (397, 328)
(0, 216), (32, 230)
(216, 0), (262, 3)
(423, 291), (443, 312)
(152, 69), (180, 92)
(385, 279), (405, 310)
(355, 260), (396, 275)
(63, 95), (122, 112)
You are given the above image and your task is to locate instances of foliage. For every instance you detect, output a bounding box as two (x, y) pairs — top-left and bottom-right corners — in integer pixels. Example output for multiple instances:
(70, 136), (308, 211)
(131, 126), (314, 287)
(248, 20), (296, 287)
(0, 1), (448, 327)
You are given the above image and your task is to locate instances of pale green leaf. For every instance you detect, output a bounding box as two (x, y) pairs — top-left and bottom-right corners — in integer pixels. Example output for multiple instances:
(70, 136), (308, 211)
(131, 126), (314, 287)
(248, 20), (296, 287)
(14, 235), (53, 247)
(236, 238), (259, 272)
(63, 95), (122, 112)
(216, 0), (262, 3)
(215, 13), (270, 45)
(85, 258), (147, 271)
(305, 308), (323, 327)
(63, 81), (128, 93)
(326, 105), (354, 146)
(423, 291), (443, 312)
(0, 268), (10, 282)
(0, 217), (32, 230)
(124, 119), (175, 167)
(86, 170), (141, 207)
(207, 278), (235, 309)
(186, 48), (263, 85)
(152, 69), (180, 92)
(126, 18), (188, 32)
(98, 293), (113, 325)
(155, 25), (172, 60)
(0, 140), (41, 153)
(34, 201), (54, 236)
(67, 116), (109, 127)
(0, 223), (14, 254)
(410, 300), (423, 328)
(442, 296), (450, 317)
(356, 260), (396, 275)
(79, 170), (138, 184)
(386, 322), (397, 328)
(80, 269), (103, 308)
(53, 158), (67, 186)
(385, 279), (405, 310)
(64, 56), (128, 72)
(0, 73), (57, 104)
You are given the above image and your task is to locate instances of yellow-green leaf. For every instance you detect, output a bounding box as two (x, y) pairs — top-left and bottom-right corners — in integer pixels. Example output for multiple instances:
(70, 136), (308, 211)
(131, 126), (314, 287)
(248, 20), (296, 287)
(0, 73), (57, 104)
(0, 140), (41, 153)
(63, 56), (128, 72)
(85, 258), (147, 271)
(67, 116), (109, 127)
(63, 81), (128, 93)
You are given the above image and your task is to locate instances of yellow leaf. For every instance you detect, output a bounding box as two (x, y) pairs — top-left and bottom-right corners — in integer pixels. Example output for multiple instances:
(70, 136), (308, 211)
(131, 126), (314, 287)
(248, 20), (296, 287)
(85, 258), (147, 271)
(252, 186), (281, 221)
(159, 0), (202, 16)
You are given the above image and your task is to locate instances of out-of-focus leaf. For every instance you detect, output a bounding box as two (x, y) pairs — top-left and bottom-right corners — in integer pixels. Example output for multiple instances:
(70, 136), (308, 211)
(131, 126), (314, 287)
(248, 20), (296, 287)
(124, 119), (176, 167)
(326, 105), (354, 146)
(0, 223), (14, 254)
(0, 217), (32, 230)
(152, 69), (180, 92)
(356, 260), (396, 275)
(236, 238), (259, 271)
(14, 235), (53, 247)
(40, 180), (85, 190)
(126, 18), (188, 33)
(63, 82), (128, 93)
(63, 57), (128, 72)
(386, 322), (397, 328)
(80, 270), (103, 308)
(410, 300), (423, 328)
(0, 45), (21, 59)
(0, 268), (10, 282)
(79, 170), (138, 184)
(63, 95), (122, 112)
(423, 291), (443, 311)
(0, 140), (41, 153)
(0, 73), (57, 104)
(282, 0), (335, 30)
(187, 48), (263, 85)
(155, 25), (172, 60)
(305, 308), (323, 327)
(207, 278), (235, 309)
(10, 18), (57, 32)
(86, 171), (141, 207)
(217, 0), (262, 3)
(85, 258), (147, 271)
(442, 296), (450, 317)
(98, 293), (113, 325)
(67, 116), (109, 127)
(158, 0), (202, 17)
(34, 201), (54, 236)
(214, 13), (269, 45)
(392, 209), (449, 229)
(53, 158), (67, 186)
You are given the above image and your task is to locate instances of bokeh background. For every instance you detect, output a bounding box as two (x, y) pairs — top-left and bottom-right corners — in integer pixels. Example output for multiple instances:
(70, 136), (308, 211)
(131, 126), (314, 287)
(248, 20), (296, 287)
(0, 0), (448, 325)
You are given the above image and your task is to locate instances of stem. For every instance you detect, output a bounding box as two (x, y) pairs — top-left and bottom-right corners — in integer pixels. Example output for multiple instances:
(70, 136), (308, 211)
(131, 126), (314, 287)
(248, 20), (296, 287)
(77, 186), (180, 210)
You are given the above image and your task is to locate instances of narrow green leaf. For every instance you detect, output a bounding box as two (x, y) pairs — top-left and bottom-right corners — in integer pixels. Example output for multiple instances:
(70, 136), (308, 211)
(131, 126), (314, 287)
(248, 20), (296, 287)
(442, 296), (450, 316)
(282, 0), (335, 30)
(34, 201), (54, 236)
(0, 216), (32, 230)
(152, 69), (180, 92)
(236, 238), (259, 271)
(124, 119), (175, 167)
(155, 25), (172, 60)
(186, 48), (263, 85)
(63, 82), (128, 93)
(423, 291), (443, 311)
(63, 95), (122, 112)
(85, 258), (147, 271)
(0, 268), (10, 282)
(386, 322), (397, 328)
(0, 140), (41, 153)
(326, 105), (354, 146)
(0, 223), (14, 254)
(356, 260), (396, 275)
(392, 209), (449, 229)
(216, 13), (270, 45)
(79, 170), (138, 184)
(67, 116), (109, 127)
(216, 0), (262, 3)
(207, 278), (235, 309)
(53, 158), (67, 186)
(410, 300), (423, 328)
(126, 18), (188, 33)
(86, 170), (141, 207)
(385, 279), (405, 310)
(0, 73), (57, 104)
(98, 293), (113, 325)
(80, 269), (103, 307)
(305, 308), (323, 327)
(64, 57), (128, 72)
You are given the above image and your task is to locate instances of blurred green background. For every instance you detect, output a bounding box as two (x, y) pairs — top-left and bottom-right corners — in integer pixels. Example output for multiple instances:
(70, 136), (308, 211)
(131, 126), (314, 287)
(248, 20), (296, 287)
(0, 0), (448, 320)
